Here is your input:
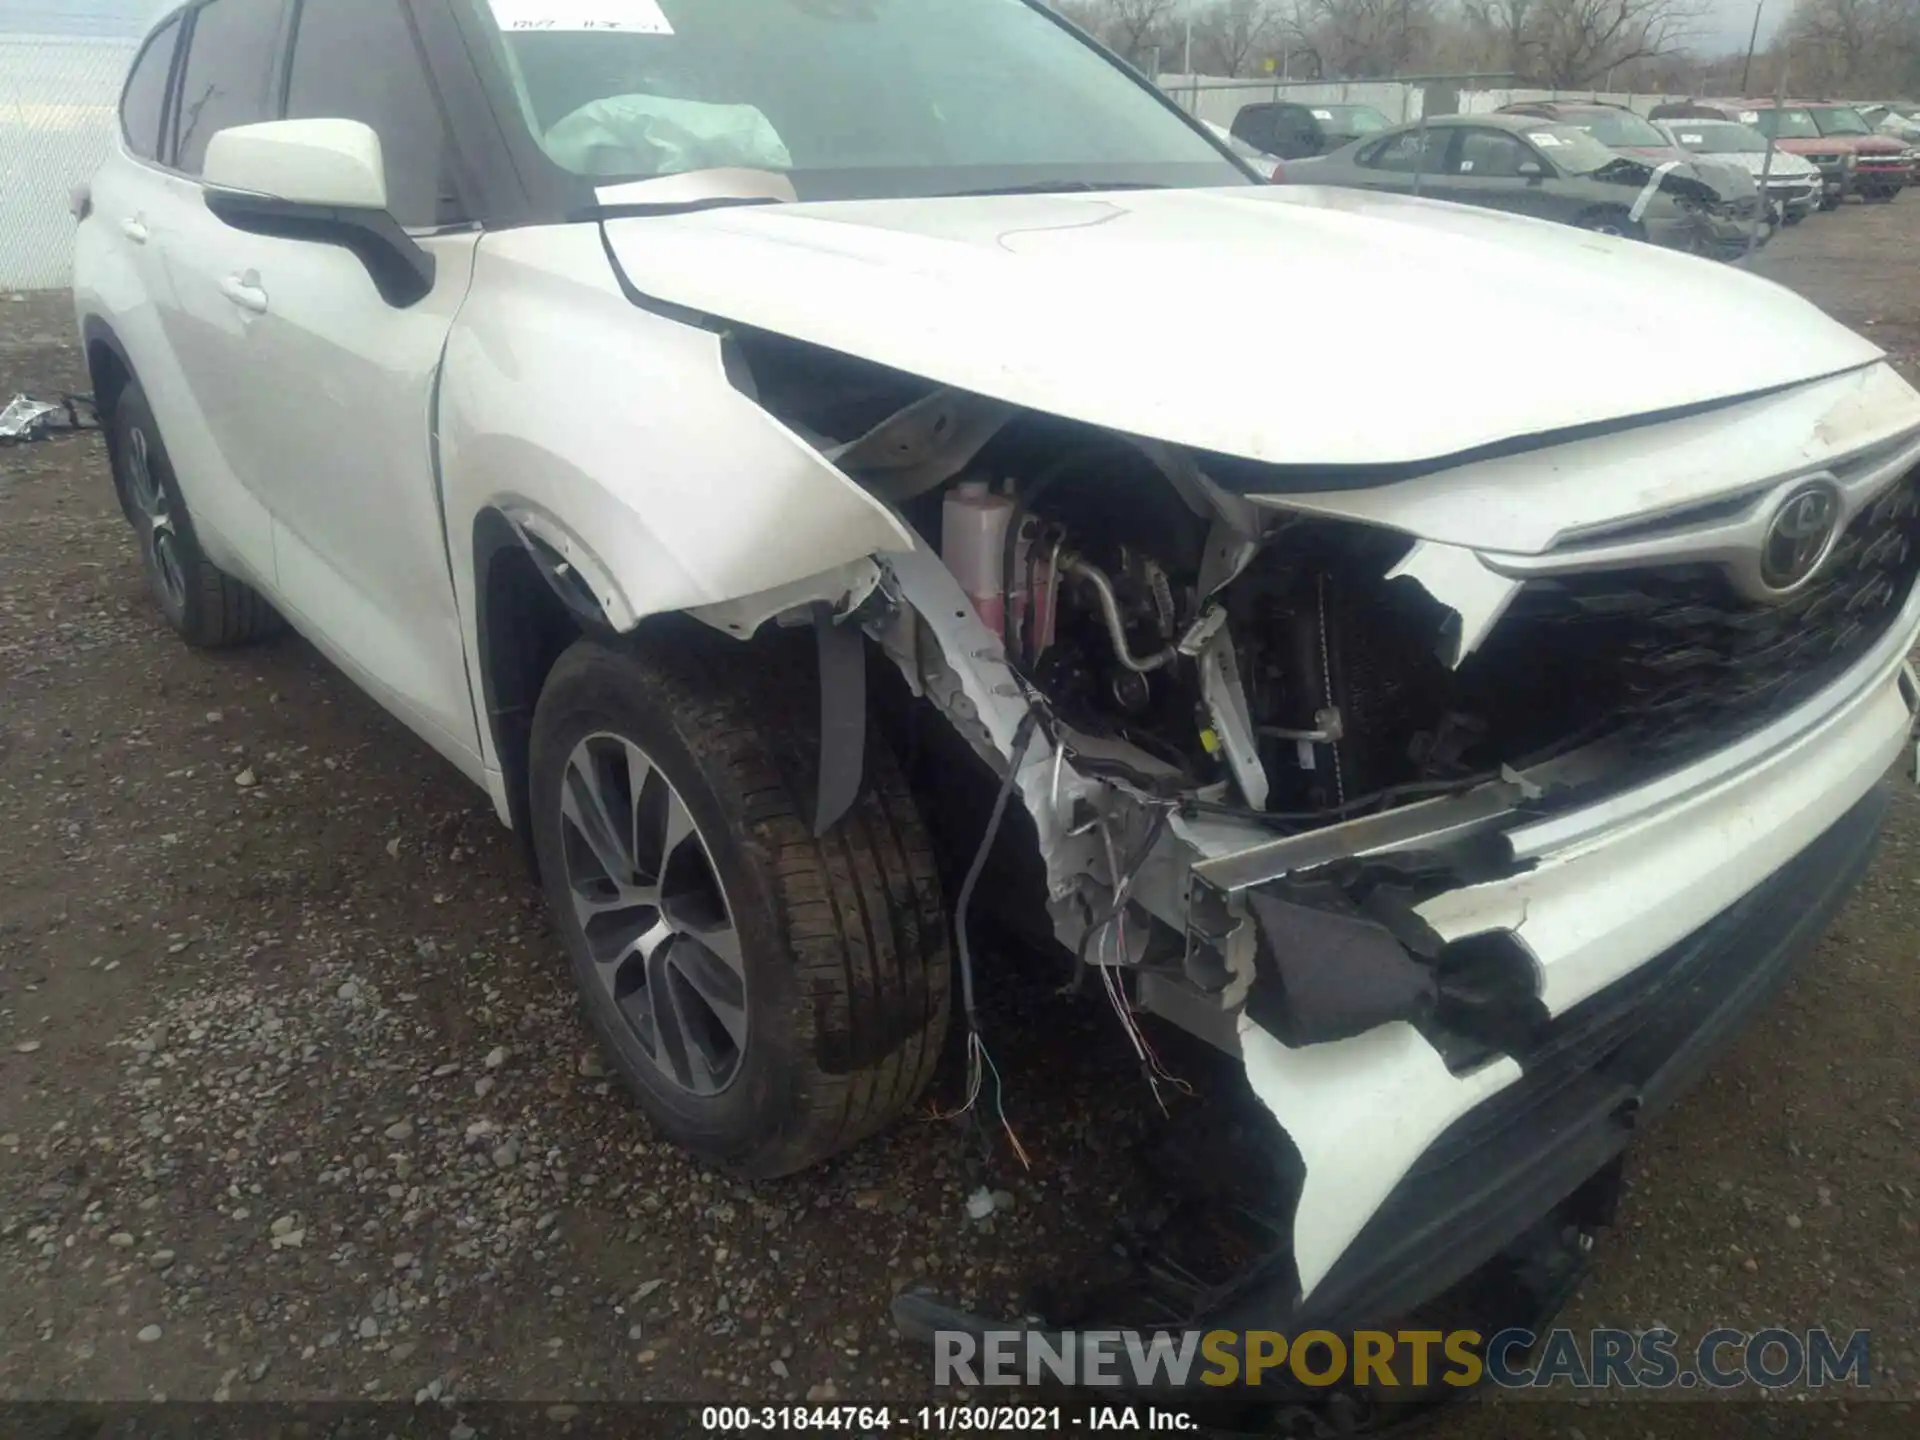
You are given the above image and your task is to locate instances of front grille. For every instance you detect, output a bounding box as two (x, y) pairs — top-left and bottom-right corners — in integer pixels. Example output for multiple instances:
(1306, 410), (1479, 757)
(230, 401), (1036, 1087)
(1534, 469), (1920, 758)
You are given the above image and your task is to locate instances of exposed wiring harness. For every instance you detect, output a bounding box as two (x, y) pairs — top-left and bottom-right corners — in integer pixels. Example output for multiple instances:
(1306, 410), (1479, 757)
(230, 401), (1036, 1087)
(930, 709), (1043, 1169)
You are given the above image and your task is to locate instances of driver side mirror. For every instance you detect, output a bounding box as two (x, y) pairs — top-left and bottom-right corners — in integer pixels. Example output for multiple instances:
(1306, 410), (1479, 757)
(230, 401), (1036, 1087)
(1517, 160), (1545, 181)
(201, 119), (435, 308)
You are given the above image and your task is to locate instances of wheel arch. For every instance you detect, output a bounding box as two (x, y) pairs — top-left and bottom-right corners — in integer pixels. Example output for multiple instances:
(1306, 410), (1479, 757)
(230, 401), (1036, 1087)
(470, 503), (885, 859)
(82, 315), (137, 421)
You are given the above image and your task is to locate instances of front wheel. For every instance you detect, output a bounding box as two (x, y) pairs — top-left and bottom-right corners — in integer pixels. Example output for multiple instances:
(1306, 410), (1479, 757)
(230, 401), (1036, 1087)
(1820, 193), (1844, 211)
(529, 632), (950, 1178)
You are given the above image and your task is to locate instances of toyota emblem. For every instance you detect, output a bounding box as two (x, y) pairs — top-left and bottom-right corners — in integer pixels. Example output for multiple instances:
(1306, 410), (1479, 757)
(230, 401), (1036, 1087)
(1759, 481), (1842, 590)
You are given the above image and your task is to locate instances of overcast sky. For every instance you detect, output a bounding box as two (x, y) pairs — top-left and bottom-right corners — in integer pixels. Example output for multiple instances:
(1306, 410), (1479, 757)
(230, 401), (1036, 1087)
(1696, 0), (1785, 58)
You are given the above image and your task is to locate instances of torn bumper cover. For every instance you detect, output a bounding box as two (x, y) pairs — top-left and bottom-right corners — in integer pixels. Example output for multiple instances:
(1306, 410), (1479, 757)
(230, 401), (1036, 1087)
(896, 779), (1893, 1393)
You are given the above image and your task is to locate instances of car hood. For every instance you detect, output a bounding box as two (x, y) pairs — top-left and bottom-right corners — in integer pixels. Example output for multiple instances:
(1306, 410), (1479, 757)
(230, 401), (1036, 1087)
(600, 185), (1882, 469)
(1711, 150), (1822, 177)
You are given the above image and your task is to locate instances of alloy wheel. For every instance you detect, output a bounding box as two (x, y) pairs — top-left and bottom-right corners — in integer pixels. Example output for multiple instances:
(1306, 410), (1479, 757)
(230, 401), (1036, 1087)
(123, 424), (186, 612)
(558, 732), (748, 1097)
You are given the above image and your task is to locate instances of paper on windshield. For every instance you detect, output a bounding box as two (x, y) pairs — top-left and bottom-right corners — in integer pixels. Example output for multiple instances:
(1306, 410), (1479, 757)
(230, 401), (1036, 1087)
(1311, 109), (1333, 120)
(490, 0), (673, 33)
(1739, 111), (1759, 123)
(546, 93), (792, 177)
(1529, 132), (1563, 147)
(1680, 133), (1704, 144)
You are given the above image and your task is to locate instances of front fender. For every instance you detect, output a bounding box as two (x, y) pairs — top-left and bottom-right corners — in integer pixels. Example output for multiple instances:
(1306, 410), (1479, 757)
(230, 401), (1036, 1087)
(439, 223), (913, 643)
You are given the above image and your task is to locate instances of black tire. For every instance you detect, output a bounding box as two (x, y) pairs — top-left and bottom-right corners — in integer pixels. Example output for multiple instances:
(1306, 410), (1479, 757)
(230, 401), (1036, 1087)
(1820, 193), (1844, 211)
(1865, 188), (1896, 204)
(529, 631), (950, 1178)
(1574, 207), (1641, 240)
(108, 382), (283, 648)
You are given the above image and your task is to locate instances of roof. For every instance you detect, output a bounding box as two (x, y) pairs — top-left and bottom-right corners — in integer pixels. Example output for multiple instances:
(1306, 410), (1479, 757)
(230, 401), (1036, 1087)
(1500, 100), (1632, 115)
(1415, 113), (1578, 131)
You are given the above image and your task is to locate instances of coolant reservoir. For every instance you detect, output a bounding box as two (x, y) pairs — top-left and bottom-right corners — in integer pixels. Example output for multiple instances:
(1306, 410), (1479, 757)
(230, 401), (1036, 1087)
(940, 481), (1059, 652)
(943, 480), (1018, 634)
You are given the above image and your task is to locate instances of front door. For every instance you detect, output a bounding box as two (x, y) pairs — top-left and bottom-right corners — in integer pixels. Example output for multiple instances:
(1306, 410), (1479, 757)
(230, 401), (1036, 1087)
(201, 0), (484, 763)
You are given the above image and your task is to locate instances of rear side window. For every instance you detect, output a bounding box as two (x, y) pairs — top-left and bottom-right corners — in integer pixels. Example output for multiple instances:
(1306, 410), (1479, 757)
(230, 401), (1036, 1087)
(1454, 130), (1535, 178)
(285, 0), (463, 228)
(1361, 130), (1449, 173)
(121, 16), (183, 162)
(174, 0), (287, 176)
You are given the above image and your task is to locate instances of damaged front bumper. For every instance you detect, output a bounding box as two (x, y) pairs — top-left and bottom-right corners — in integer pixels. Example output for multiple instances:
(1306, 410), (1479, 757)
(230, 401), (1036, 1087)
(896, 776), (1892, 1393)
(1186, 583), (1920, 1307)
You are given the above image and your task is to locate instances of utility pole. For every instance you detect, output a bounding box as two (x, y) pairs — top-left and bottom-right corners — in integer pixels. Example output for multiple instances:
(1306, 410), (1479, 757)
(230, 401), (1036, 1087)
(1741, 1), (1765, 94)
(1745, 53), (1788, 263)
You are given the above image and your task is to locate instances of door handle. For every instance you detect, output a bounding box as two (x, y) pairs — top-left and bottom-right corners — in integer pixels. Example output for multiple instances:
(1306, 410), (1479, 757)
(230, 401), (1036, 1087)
(220, 272), (269, 314)
(119, 217), (149, 244)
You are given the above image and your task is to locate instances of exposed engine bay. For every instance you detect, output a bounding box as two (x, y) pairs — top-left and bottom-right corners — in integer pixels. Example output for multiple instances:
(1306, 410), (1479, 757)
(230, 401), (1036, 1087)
(730, 324), (1920, 1072)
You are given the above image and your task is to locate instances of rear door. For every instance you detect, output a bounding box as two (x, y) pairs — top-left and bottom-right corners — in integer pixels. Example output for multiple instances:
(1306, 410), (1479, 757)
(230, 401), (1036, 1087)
(212, 0), (483, 762)
(91, 4), (276, 581)
(1348, 128), (1452, 195)
(146, 0), (293, 583)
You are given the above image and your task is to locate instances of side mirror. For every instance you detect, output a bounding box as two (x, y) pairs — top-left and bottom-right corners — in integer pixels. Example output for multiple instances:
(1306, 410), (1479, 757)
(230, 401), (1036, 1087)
(1517, 160), (1545, 181)
(201, 119), (435, 307)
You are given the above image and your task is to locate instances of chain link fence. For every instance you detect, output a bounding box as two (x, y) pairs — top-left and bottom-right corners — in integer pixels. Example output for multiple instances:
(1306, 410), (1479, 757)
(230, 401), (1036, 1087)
(1, 34), (135, 291)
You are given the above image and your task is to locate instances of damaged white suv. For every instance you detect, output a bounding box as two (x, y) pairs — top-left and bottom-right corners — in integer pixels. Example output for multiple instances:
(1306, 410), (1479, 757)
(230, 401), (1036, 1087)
(77, 0), (1920, 1377)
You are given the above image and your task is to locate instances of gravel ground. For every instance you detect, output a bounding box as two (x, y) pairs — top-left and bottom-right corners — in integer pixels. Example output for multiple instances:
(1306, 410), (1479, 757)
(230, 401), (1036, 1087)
(2, 203), (1918, 1436)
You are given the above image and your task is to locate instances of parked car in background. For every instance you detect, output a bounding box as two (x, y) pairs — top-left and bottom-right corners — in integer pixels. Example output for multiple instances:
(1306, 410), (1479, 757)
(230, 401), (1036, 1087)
(1805, 102), (1910, 198)
(1860, 102), (1920, 143)
(1500, 99), (1765, 227)
(1205, 120), (1282, 179)
(1657, 118), (1823, 225)
(1498, 99), (1691, 162)
(1228, 99), (1392, 160)
(1284, 115), (1767, 256)
(1303, 101), (1393, 148)
(1651, 100), (1879, 208)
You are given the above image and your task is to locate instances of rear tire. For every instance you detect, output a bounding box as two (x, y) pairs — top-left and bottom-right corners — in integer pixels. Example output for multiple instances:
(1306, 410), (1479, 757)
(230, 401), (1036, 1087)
(529, 631), (950, 1178)
(108, 382), (283, 648)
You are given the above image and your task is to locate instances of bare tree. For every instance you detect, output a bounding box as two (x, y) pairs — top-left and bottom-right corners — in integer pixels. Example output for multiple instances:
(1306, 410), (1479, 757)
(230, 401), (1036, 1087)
(1451, 0), (1705, 85)
(1193, 0), (1285, 76)
(1292, 0), (1438, 76)
(1784, 0), (1902, 91)
(1533, 0), (1708, 85)
(1103, 0), (1182, 64)
(1459, 0), (1540, 75)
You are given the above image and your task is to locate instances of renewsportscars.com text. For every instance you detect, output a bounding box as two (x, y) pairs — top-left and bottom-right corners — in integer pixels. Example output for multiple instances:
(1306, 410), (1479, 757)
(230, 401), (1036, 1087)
(934, 1326), (1872, 1391)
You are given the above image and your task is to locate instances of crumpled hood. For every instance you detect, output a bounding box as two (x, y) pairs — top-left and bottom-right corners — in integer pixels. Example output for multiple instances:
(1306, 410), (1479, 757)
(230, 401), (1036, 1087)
(1708, 149), (1822, 178)
(601, 184), (1882, 469)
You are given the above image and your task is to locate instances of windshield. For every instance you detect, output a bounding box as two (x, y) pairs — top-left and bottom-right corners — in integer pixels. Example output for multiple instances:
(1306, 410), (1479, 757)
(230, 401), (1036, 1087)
(473, 0), (1247, 200)
(1564, 108), (1669, 148)
(1522, 124), (1625, 174)
(1751, 108), (1820, 139)
(1324, 105), (1389, 133)
(1664, 122), (1769, 155)
(1811, 106), (1872, 136)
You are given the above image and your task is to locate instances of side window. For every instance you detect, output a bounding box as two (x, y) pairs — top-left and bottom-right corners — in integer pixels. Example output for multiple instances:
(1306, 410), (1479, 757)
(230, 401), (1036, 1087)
(121, 17), (183, 162)
(1454, 130), (1536, 178)
(1360, 130), (1447, 173)
(285, 0), (463, 228)
(174, 0), (287, 176)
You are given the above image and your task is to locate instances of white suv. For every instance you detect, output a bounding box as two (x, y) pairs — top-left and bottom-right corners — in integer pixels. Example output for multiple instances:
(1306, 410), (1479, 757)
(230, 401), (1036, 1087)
(75, 0), (1920, 1356)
